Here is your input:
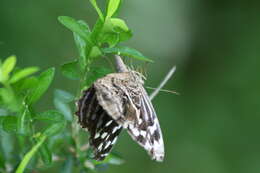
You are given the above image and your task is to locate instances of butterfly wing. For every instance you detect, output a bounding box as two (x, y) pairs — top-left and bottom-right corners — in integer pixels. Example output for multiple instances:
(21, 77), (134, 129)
(76, 87), (122, 160)
(126, 86), (164, 161)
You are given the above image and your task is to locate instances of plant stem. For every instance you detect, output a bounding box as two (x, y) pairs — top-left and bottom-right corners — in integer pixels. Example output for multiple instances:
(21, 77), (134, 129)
(16, 135), (47, 173)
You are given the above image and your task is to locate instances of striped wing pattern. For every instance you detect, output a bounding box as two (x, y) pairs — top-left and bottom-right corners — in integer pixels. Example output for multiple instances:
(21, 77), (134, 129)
(75, 87), (122, 160)
(126, 87), (164, 161)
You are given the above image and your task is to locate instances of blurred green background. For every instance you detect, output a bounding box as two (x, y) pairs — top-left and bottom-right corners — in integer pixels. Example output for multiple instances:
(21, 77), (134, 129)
(1, 0), (260, 173)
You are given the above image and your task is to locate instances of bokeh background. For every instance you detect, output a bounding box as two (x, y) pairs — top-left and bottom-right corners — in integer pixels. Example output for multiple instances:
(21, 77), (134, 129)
(1, 0), (260, 173)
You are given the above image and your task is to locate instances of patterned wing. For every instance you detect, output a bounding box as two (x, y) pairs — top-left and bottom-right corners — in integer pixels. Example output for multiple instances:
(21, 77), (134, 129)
(126, 86), (164, 162)
(75, 86), (122, 160)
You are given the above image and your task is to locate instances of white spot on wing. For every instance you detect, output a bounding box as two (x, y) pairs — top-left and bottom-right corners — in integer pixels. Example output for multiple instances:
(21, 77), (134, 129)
(105, 120), (113, 127)
(98, 143), (103, 151)
(140, 130), (146, 137)
(101, 132), (108, 139)
(94, 133), (100, 139)
(104, 141), (111, 149)
(111, 136), (118, 145)
(112, 125), (121, 134)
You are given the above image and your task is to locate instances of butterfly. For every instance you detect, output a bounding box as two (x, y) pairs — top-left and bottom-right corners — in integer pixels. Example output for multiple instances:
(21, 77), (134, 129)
(75, 57), (164, 162)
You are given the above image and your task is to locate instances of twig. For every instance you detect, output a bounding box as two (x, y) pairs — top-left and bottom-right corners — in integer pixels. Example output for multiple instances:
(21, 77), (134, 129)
(114, 55), (128, 72)
(149, 66), (176, 100)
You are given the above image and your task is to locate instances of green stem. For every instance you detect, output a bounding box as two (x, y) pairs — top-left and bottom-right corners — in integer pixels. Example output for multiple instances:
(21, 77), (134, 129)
(15, 135), (47, 173)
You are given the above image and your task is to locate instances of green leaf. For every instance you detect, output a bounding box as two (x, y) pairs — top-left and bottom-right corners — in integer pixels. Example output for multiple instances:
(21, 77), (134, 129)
(53, 89), (74, 121)
(0, 130), (14, 160)
(1, 55), (16, 82)
(39, 142), (52, 165)
(74, 33), (87, 72)
(9, 67), (39, 84)
(89, 46), (102, 59)
(54, 98), (72, 121)
(43, 122), (66, 137)
(110, 18), (129, 32)
(91, 19), (104, 45)
(58, 16), (92, 44)
(16, 135), (47, 173)
(14, 76), (39, 94)
(0, 88), (15, 106)
(61, 60), (80, 80)
(102, 46), (153, 62)
(100, 32), (119, 47)
(34, 110), (64, 122)
(73, 20), (90, 71)
(99, 18), (132, 46)
(54, 89), (74, 103)
(26, 68), (55, 105)
(17, 107), (31, 135)
(106, 0), (121, 18)
(2, 116), (17, 133)
(89, 0), (104, 21)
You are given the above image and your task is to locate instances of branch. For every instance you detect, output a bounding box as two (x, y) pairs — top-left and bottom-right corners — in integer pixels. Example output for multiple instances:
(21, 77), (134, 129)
(149, 66), (176, 101)
(114, 55), (128, 72)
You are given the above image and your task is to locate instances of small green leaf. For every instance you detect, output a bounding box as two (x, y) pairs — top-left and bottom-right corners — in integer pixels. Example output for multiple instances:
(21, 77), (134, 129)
(1, 55), (16, 79)
(0, 88), (15, 106)
(89, 46), (102, 59)
(58, 16), (92, 44)
(110, 18), (129, 32)
(34, 110), (64, 122)
(0, 130), (14, 160)
(17, 107), (31, 135)
(99, 32), (119, 47)
(89, 0), (104, 21)
(53, 90), (74, 121)
(54, 89), (74, 103)
(54, 98), (72, 121)
(16, 135), (47, 173)
(9, 67), (39, 84)
(102, 46), (153, 62)
(26, 68), (55, 105)
(74, 33), (87, 71)
(14, 76), (39, 94)
(39, 142), (52, 165)
(43, 122), (66, 137)
(2, 116), (17, 133)
(73, 20), (90, 71)
(99, 18), (132, 46)
(91, 19), (104, 45)
(61, 60), (80, 80)
(106, 0), (121, 18)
